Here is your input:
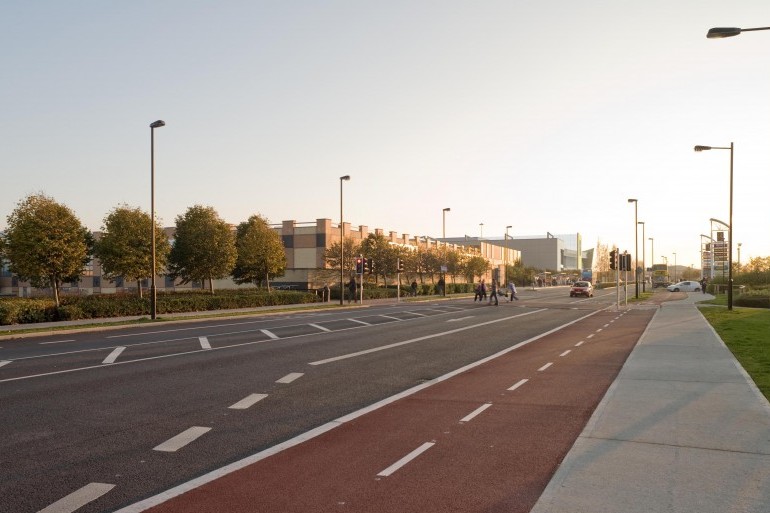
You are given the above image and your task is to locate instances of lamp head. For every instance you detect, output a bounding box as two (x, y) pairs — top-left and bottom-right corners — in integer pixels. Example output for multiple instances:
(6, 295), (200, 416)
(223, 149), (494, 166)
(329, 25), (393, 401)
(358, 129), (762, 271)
(443, 207), (451, 212)
(694, 145), (712, 152)
(150, 120), (165, 128)
(340, 175), (350, 181)
(627, 198), (637, 203)
(707, 27), (742, 38)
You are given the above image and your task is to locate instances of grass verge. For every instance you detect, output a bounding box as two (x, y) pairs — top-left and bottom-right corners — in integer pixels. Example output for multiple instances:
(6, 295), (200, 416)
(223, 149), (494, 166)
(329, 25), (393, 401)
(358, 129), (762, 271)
(699, 306), (770, 401)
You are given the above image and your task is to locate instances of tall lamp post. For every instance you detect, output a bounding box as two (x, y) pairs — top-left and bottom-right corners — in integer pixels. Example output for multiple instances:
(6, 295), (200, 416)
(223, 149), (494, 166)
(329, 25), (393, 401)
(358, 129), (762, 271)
(627, 199), (638, 298)
(673, 252), (677, 283)
(339, 175), (351, 306)
(505, 225), (512, 285)
(479, 223), (484, 239)
(149, 120), (165, 321)
(649, 237), (654, 286)
(707, 26), (770, 38)
(442, 208), (450, 239)
(638, 221), (645, 292)
(695, 144), (734, 310)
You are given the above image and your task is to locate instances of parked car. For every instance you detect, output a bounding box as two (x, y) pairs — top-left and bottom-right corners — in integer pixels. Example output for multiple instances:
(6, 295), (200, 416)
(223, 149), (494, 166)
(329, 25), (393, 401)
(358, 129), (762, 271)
(666, 281), (701, 292)
(570, 281), (593, 297)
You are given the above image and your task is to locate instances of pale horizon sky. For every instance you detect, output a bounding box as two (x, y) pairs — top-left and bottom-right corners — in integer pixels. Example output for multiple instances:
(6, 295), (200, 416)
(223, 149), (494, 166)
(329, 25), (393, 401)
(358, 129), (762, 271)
(2, 1), (769, 271)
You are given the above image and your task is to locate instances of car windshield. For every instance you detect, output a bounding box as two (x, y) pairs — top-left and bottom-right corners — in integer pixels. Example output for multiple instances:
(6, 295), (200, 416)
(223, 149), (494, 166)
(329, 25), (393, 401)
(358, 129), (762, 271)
(574, 282), (589, 287)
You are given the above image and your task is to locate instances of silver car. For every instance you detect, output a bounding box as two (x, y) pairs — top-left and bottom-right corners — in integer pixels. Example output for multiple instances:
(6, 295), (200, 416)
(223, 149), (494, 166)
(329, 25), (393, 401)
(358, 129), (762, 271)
(666, 281), (701, 292)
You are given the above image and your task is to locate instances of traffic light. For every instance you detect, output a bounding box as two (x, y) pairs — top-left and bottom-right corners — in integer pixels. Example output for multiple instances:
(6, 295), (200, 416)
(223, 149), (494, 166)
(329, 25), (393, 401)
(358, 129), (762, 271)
(610, 249), (617, 270)
(355, 257), (363, 274)
(624, 253), (632, 272)
(397, 258), (404, 273)
(363, 258), (373, 274)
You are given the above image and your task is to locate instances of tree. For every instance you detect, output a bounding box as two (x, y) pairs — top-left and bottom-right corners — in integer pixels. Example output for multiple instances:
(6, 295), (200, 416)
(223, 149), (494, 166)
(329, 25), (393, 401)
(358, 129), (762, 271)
(2, 193), (92, 306)
(232, 214), (286, 291)
(464, 255), (489, 282)
(93, 205), (170, 297)
(167, 205), (236, 294)
(324, 238), (362, 276)
(360, 233), (399, 285)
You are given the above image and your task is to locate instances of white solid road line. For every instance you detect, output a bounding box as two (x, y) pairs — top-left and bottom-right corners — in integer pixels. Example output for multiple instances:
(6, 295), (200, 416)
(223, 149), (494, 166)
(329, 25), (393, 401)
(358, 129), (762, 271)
(0, 360), (11, 368)
(102, 347), (126, 365)
(260, 329), (279, 339)
(276, 372), (304, 384)
(38, 482), (115, 513)
(39, 339), (76, 345)
(507, 378), (528, 391)
(229, 393), (268, 410)
(310, 309), (547, 366)
(153, 426), (211, 452)
(309, 323), (332, 332)
(460, 403), (493, 423)
(538, 362), (553, 372)
(199, 337), (211, 350)
(377, 442), (435, 477)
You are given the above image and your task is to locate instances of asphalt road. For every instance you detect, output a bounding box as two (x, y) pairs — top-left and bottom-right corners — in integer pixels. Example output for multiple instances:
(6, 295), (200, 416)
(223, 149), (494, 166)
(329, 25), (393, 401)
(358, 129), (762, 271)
(0, 286), (645, 513)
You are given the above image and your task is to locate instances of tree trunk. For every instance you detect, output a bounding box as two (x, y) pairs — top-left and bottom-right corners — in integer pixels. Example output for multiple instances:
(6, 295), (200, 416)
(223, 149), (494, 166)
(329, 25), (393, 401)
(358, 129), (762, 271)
(51, 276), (60, 307)
(266, 273), (271, 293)
(137, 279), (143, 298)
(209, 277), (215, 294)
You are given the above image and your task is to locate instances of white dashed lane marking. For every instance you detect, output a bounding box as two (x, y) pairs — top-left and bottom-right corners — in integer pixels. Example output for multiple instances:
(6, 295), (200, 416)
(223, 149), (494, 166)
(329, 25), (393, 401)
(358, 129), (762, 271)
(508, 378), (528, 391)
(309, 323), (331, 332)
(38, 482), (115, 513)
(575, 340), (585, 347)
(154, 426), (211, 452)
(560, 350), (571, 357)
(199, 337), (211, 349)
(260, 329), (279, 339)
(538, 362), (553, 372)
(460, 403), (492, 423)
(0, 360), (11, 368)
(349, 319), (371, 326)
(377, 442), (435, 477)
(229, 393), (268, 410)
(276, 372), (304, 384)
(102, 347), (125, 365)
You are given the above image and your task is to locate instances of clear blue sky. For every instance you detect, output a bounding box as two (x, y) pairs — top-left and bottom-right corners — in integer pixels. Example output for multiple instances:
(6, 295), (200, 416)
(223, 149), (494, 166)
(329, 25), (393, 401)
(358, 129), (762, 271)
(2, 1), (769, 270)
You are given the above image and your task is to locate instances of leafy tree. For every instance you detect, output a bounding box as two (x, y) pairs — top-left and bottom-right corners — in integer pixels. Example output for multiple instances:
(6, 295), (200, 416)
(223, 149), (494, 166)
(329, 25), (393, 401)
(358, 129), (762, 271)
(464, 255), (489, 282)
(167, 205), (236, 294)
(743, 256), (770, 273)
(2, 193), (92, 306)
(232, 214), (286, 291)
(360, 233), (399, 285)
(324, 237), (362, 276)
(93, 205), (170, 297)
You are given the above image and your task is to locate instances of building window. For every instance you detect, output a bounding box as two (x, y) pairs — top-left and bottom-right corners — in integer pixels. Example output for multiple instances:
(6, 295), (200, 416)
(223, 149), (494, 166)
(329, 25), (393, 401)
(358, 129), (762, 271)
(93, 276), (101, 288)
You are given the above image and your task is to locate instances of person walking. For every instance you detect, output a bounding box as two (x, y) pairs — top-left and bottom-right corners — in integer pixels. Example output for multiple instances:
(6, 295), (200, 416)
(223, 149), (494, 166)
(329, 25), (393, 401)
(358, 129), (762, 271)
(348, 277), (357, 304)
(411, 280), (418, 297)
(700, 277), (708, 294)
(480, 279), (487, 301)
(488, 278), (499, 306)
(508, 280), (519, 301)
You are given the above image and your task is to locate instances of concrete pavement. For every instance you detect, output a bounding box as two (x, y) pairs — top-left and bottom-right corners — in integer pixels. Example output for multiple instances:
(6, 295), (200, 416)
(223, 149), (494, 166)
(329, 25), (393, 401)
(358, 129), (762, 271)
(530, 293), (770, 513)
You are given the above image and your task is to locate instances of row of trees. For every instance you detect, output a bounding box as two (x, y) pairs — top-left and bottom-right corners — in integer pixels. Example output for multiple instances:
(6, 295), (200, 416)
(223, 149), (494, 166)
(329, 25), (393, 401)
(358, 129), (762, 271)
(323, 233), (498, 286)
(1, 194), (287, 305)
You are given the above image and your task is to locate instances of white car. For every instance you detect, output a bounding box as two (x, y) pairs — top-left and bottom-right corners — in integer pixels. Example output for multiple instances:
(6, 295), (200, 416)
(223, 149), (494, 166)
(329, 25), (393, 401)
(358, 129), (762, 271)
(666, 281), (701, 292)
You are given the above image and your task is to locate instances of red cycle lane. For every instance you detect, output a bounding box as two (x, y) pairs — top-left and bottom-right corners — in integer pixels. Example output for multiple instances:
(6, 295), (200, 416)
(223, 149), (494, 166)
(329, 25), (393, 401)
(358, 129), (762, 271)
(141, 308), (654, 513)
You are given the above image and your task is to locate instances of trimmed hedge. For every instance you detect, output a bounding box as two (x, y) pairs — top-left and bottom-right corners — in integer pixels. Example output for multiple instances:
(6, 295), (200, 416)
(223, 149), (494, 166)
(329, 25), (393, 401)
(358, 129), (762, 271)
(0, 290), (319, 325)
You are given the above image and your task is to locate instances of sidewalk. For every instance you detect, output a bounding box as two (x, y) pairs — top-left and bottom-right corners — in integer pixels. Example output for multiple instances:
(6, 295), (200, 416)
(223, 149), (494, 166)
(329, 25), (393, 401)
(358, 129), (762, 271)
(530, 293), (770, 513)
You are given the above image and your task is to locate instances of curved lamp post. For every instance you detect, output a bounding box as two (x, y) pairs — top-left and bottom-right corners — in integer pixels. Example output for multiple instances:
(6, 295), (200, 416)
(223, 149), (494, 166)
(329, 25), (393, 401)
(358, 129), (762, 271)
(707, 26), (770, 38)
(696, 144), (734, 310)
(149, 120), (165, 320)
(339, 175), (350, 306)
(505, 225), (512, 285)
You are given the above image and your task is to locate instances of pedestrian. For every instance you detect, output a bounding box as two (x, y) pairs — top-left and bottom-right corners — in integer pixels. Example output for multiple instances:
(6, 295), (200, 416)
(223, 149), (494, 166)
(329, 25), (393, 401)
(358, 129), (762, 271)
(473, 281), (481, 301)
(437, 277), (445, 296)
(488, 278), (499, 306)
(411, 280), (418, 297)
(348, 277), (357, 304)
(480, 279), (487, 301)
(700, 277), (707, 294)
(508, 280), (519, 301)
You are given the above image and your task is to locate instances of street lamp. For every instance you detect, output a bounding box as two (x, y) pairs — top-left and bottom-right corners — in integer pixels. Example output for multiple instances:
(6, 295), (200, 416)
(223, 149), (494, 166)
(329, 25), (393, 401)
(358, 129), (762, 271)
(649, 237), (654, 285)
(442, 208), (450, 239)
(505, 225), (512, 285)
(339, 175), (350, 306)
(638, 221), (645, 292)
(149, 120), (165, 321)
(627, 199), (638, 298)
(695, 143), (734, 310)
(479, 223), (484, 239)
(707, 26), (770, 38)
